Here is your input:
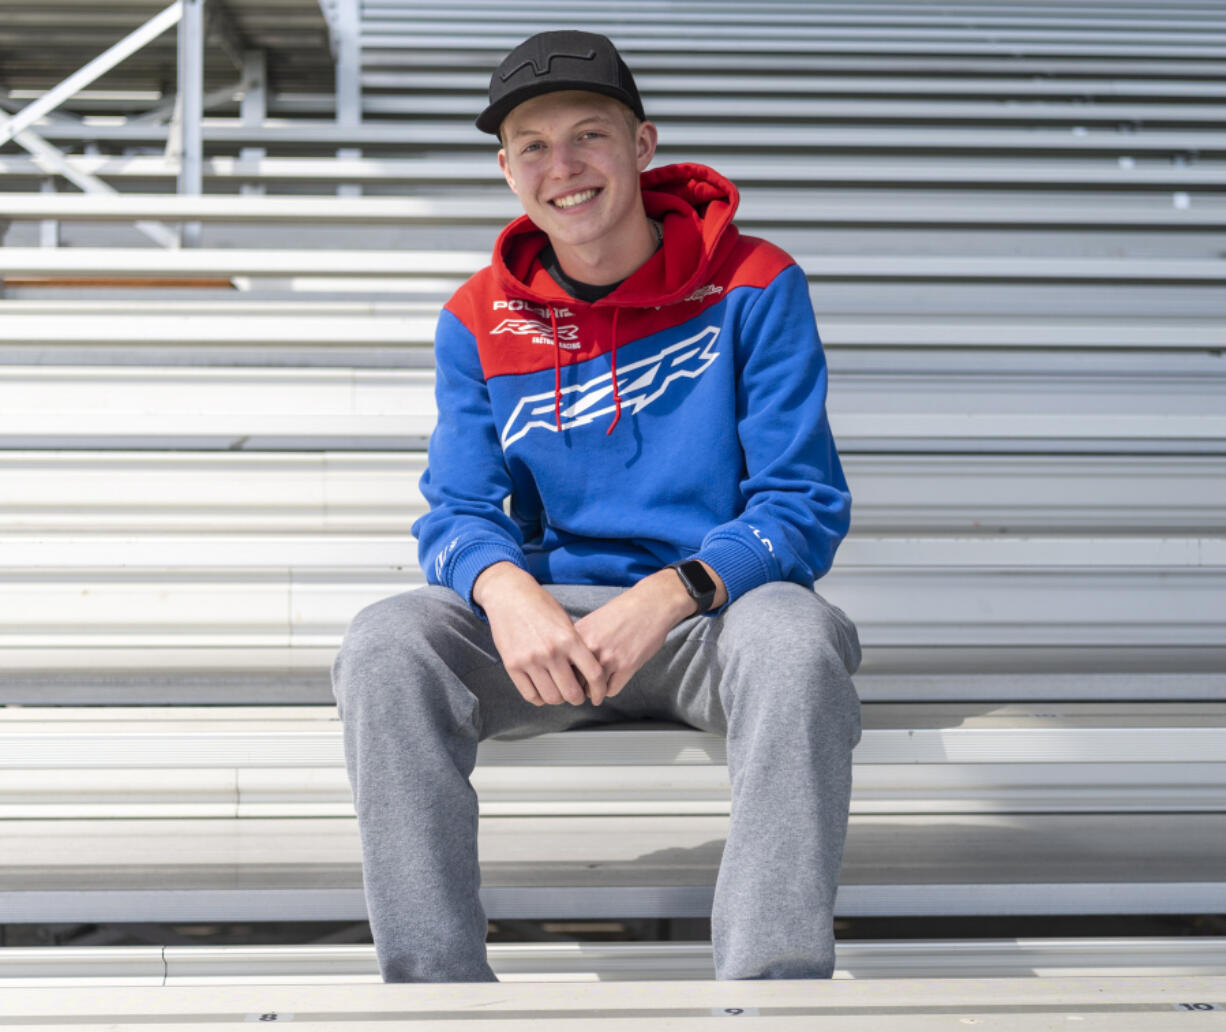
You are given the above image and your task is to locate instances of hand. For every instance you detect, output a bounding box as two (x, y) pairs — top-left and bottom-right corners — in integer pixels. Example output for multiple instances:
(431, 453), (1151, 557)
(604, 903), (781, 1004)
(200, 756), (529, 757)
(574, 566), (721, 706)
(473, 562), (607, 707)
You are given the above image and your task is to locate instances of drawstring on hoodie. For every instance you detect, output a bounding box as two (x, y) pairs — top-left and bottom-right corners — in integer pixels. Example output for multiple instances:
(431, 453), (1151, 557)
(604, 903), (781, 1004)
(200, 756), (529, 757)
(549, 305), (563, 431)
(548, 304), (625, 436)
(606, 308), (623, 435)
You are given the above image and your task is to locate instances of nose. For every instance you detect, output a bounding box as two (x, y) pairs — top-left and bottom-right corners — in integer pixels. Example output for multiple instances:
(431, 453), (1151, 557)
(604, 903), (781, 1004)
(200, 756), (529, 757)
(547, 139), (582, 179)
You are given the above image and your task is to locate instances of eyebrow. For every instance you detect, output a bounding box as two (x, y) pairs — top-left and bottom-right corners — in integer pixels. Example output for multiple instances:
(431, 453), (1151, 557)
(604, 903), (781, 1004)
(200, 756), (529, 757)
(509, 114), (615, 140)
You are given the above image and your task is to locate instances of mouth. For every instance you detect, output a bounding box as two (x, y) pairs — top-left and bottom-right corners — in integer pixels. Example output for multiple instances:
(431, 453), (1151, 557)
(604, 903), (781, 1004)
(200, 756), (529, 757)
(550, 187), (601, 210)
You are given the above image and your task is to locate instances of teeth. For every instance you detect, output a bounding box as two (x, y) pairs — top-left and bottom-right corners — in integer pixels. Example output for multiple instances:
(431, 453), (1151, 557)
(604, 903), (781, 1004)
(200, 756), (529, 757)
(553, 188), (597, 209)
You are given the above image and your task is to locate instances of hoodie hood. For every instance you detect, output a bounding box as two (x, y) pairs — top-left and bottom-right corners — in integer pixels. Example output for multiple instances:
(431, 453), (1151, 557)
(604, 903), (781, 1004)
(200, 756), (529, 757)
(492, 162), (741, 309)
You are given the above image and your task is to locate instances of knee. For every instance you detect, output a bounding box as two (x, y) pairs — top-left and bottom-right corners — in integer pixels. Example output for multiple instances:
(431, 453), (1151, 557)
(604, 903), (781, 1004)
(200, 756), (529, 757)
(718, 583), (861, 735)
(723, 582), (858, 675)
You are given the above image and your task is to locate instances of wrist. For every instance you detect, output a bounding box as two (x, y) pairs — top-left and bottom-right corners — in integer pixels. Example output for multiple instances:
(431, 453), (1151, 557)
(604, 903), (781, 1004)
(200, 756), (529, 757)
(640, 568), (704, 623)
(472, 560), (534, 611)
(668, 559), (726, 615)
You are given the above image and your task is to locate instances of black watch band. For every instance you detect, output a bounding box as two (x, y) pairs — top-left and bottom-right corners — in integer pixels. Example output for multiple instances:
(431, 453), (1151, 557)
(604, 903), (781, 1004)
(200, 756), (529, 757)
(668, 559), (718, 614)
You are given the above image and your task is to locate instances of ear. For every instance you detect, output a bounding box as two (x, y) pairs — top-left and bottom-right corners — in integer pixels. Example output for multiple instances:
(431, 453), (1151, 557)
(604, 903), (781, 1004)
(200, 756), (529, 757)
(635, 120), (659, 173)
(498, 148), (518, 195)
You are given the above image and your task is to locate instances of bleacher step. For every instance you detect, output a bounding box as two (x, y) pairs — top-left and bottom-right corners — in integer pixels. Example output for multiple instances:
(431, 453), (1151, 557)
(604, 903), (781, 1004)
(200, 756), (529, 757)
(2, 813), (1224, 921)
(4, 975), (1226, 1029)
(5, 939), (1226, 986)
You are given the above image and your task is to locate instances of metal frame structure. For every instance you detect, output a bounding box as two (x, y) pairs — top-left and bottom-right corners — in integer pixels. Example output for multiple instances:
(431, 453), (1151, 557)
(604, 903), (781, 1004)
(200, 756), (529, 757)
(0, 0), (345, 244)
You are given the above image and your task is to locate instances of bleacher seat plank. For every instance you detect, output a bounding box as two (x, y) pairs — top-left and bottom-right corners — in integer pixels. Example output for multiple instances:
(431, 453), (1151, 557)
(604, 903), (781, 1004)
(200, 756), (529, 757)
(0, 313), (437, 348)
(359, 70), (1226, 101)
(5, 154), (1225, 190)
(1, 452), (1224, 534)
(7, 192), (1224, 229)
(1, 703), (1223, 819)
(5, 310), (1225, 355)
(368, 29), (1226, 60)
(6, 249), (1226, 281)
(7, 761), (1226, 819)
(3, 702), (1223, 767)
(5, 976), (1226, 1030)
(7, 937), (1226, 986)
(359, 93), (1226, 126)
(2, 539), (1222, 656)
(1, 351), (1223, 453)
(1, 813), (1224, 921)
(4, 533), (1223, 571)
(0, 248), (486, 278)
(365, 9), (1226, 38)
(23, 121), (1226, 155)
(3, 647), (1222, 705)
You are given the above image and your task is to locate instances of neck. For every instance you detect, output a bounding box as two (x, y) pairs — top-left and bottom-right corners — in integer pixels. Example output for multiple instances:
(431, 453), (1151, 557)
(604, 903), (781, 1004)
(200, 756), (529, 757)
(550, 209), (658, 286)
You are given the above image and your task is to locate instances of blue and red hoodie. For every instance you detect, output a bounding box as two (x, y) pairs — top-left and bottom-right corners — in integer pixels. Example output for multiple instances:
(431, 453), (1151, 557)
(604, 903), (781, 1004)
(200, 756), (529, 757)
(413, 162), (850, 614)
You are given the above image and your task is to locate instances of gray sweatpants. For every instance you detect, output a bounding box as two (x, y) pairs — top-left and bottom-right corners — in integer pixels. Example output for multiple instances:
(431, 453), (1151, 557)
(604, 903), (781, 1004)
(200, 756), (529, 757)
(330, 579), (861, 983)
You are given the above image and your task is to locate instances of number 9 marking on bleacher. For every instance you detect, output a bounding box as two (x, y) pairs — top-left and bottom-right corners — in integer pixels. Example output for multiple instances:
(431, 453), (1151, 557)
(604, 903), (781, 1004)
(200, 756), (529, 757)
(712, 1007), (759, 1016)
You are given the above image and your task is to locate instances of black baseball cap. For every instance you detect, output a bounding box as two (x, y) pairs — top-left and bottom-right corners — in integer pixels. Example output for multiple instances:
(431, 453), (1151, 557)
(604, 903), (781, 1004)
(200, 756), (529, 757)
(476, 30), (646, 136)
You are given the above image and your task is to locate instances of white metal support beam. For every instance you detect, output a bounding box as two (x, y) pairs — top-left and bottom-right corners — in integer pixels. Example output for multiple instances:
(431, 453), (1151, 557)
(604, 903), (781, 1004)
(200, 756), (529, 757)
(176, 0), (205, 246)
(333, 0), (361, 129)
(333, 0), (362, 197)
(239, 51), (268, 197)
(38, 179), (59, 249)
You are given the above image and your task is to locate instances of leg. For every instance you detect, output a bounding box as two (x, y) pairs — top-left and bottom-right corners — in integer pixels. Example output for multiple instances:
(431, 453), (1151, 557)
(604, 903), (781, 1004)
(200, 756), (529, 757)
(330, 583), (622, 982)
(641, 581), (862, 980)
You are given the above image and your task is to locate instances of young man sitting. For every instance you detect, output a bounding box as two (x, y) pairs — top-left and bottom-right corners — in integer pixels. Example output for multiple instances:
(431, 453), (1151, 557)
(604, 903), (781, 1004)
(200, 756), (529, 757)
(331, 29), (862, 983)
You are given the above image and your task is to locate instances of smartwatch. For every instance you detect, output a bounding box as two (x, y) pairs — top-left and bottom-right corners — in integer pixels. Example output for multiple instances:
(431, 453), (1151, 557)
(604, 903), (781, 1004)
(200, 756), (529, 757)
(668, 559), (718, 614)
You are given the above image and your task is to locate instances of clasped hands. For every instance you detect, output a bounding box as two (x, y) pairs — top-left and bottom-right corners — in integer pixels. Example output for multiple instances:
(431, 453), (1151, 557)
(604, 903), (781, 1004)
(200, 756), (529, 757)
(472, 561), (721, 708)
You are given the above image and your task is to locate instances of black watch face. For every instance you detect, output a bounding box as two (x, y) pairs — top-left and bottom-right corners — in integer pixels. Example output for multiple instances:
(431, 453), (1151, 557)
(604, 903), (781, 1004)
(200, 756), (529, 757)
(682, 561), (716, 595)
(676, 561), (716, 611)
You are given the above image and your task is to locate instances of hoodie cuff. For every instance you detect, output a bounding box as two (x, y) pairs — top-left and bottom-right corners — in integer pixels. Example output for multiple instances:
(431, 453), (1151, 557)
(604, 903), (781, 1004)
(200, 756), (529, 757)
(691, 535), (773, 614)
(448, 542), (529, 618)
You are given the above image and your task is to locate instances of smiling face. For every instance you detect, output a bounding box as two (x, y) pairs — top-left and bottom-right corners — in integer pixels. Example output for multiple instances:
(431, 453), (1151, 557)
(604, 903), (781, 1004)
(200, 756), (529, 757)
(497, 90), (658, 283)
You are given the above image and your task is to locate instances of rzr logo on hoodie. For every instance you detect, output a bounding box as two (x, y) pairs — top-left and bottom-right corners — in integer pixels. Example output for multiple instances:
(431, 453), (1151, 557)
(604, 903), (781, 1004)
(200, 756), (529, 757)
(491, 318), (581, 350)
(500, 326), (720, 448)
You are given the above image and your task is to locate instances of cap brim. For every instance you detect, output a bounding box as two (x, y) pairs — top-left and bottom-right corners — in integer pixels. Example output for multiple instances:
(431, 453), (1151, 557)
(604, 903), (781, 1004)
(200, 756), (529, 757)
(476, 81), (642, 135)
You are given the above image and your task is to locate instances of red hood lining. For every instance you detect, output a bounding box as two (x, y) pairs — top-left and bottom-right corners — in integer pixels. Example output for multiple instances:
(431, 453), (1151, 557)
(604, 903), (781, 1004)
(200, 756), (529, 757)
(494, 162), (740, 309)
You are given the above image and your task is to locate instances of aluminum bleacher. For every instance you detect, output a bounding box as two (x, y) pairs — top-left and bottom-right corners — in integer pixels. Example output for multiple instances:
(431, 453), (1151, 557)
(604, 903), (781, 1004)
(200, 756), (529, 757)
(2, 0), (1226, 1016)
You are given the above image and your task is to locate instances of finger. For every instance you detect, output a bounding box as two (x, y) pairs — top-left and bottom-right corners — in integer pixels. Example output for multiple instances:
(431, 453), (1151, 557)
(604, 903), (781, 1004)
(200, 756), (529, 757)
(549, 660), (587, 706)
(527, 665), (568, 707)
(580, 658), (611, 706)
(605, 669), (632, 700)
(568, 641), (609, 706)
(507, 669), (544, 707)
